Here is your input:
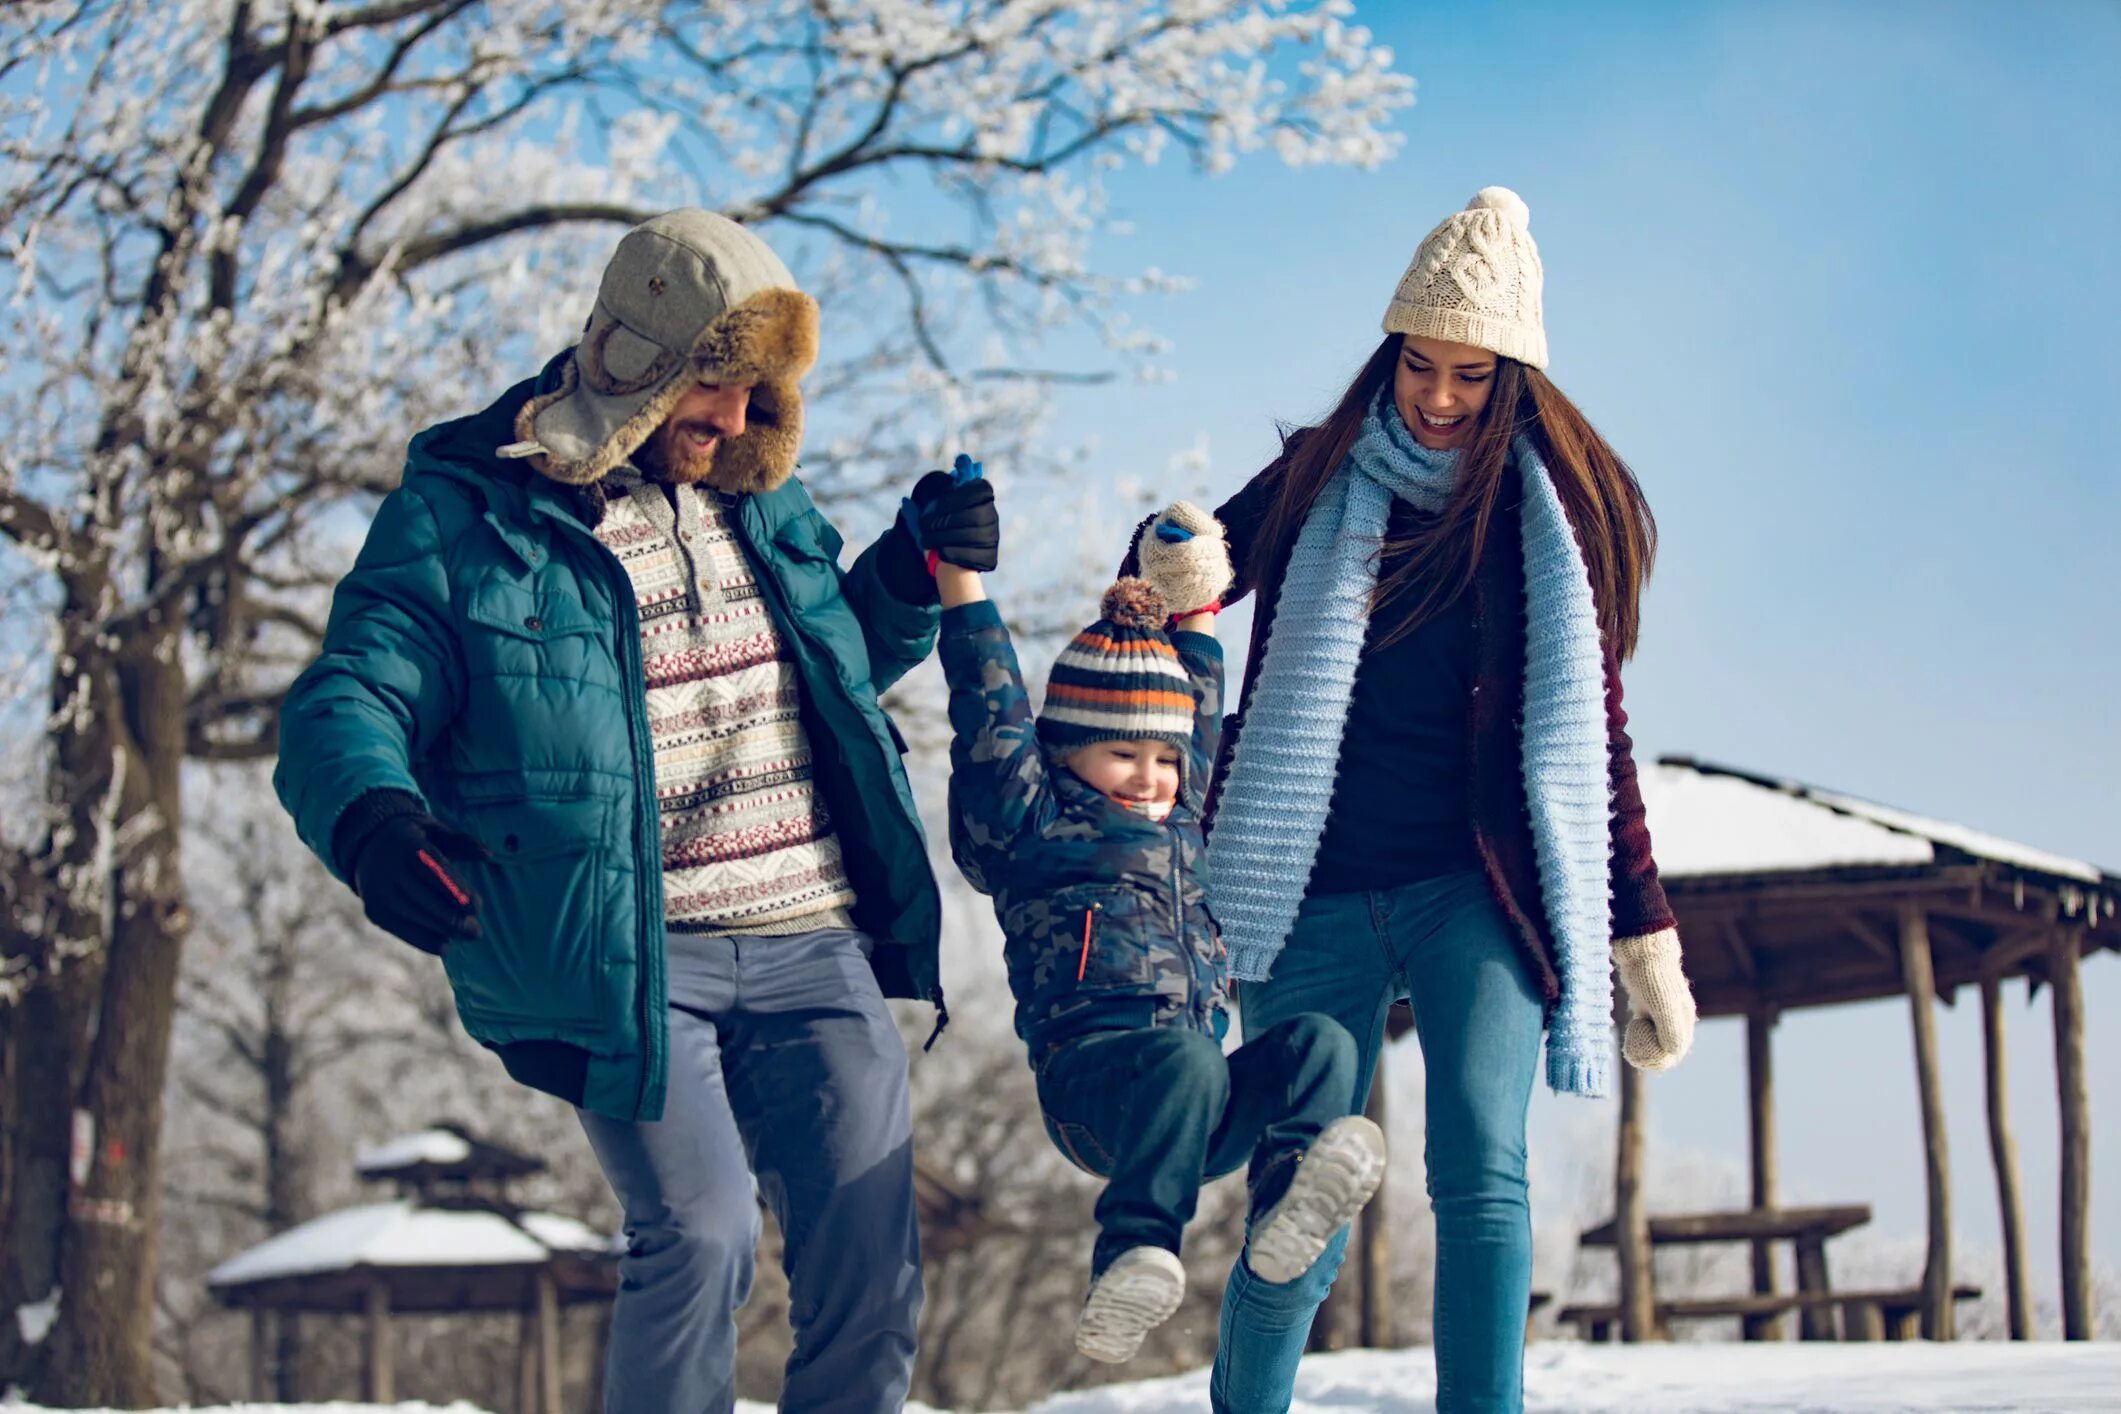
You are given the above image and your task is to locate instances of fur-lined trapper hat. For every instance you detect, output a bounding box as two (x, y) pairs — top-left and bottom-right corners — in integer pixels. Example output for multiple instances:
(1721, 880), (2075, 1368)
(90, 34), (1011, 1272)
(509, 209), (819, 492)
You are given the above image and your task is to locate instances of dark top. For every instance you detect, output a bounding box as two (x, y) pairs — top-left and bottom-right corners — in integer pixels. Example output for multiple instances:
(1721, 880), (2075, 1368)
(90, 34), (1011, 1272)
(1306, 501), (1479, 896)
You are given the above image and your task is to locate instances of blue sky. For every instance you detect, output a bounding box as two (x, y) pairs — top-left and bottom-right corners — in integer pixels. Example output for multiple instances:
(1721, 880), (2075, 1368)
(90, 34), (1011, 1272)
(1006, 0), (2121, 1306)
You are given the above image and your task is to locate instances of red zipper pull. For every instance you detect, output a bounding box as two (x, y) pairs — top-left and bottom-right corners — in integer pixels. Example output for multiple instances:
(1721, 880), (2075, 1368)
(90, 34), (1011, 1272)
(1076, 904), (1098, 981)
(417, 849), (471, 907)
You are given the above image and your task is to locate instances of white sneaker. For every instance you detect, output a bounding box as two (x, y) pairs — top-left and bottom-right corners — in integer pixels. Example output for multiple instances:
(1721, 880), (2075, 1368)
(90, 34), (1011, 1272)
(1075, 1245), (1187, 1363)
(1245, 1115), (1387, 1284)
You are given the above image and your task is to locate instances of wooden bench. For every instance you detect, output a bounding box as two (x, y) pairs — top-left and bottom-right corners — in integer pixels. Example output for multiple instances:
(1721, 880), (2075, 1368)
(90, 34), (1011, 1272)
(1556, 1284), (1981, 1343)
(1579, 1204), (1872, 1341)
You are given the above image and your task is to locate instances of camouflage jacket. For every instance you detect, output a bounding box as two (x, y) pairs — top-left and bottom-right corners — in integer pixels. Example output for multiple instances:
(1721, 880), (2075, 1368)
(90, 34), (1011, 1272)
(938, 599), (1228, 1060)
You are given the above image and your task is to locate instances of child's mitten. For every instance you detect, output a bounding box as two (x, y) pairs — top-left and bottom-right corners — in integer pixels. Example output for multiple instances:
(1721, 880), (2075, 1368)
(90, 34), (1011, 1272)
(1133, 500), (1232, 619)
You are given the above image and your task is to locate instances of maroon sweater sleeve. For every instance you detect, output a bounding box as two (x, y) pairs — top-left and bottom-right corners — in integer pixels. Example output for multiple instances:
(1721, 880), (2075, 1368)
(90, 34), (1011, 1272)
(1213, 455), (1283, 609)
(1604, 642), (1676, 940)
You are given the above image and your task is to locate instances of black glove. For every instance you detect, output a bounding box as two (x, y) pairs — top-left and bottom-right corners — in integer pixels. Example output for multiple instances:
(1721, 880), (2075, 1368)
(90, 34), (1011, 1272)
(347, 810), (491, 956)
(911, 469), (1000, 571)
(881, 469), (1001, 600)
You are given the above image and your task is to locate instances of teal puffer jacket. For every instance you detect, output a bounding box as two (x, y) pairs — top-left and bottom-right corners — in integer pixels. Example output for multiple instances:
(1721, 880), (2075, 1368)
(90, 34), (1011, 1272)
(275, 362), (943, 1121)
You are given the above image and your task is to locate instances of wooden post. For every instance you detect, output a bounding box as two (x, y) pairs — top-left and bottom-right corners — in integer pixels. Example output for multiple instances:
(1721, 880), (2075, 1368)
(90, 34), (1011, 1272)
(1358, 1078), (1392, 1348)
(1980, 974), (2032, 1339)
(1615, 993), (1654, 1342)
(1844, 1299), (1884, 1342)
(1899, 904), (1954, 1340)
(1793, 1236), (1835, 1341)
(537, 1268), (563, 1414)
(590, 1299), (614, 1414)
(518, 1306), (540, 1414)
(362, 1280), (393, 1402)
(2051, 930), (2094, 1339)
(250, 1308), (270, 1400)
(1745, 1006), (1783, 1340)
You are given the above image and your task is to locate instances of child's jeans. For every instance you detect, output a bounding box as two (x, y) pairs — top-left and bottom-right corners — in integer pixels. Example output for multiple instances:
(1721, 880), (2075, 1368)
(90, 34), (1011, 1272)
(1034, 1014), (1358, 1277)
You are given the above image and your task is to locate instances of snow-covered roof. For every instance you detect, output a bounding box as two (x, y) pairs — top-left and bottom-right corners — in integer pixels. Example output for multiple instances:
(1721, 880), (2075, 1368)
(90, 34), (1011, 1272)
(1642, 758), (2113, 886)
(355, 1128), (474, 1173)
(206, 1201), (614, 1290)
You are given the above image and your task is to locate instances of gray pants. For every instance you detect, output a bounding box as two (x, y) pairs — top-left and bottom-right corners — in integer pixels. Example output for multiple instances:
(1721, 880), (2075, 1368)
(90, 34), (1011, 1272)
(579, 927), (923, 1413)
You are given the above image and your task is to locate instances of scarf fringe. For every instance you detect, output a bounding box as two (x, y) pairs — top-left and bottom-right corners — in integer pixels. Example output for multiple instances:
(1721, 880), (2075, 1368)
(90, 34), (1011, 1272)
(1547, 1047), (1611, 1100)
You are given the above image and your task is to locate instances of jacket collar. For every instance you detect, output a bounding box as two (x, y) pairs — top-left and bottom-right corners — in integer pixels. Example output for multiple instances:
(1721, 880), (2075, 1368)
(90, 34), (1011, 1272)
(405, 351), (820, 545)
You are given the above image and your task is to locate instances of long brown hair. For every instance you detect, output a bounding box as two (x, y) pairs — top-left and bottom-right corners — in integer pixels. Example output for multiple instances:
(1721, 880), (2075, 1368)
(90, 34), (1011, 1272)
(1249, 334), (1657, 659)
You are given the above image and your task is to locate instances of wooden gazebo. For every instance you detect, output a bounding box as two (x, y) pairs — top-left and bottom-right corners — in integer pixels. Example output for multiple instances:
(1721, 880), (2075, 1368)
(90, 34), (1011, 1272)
(1592, 758), (2118, 1343)
(207, 1122), (619, 1411)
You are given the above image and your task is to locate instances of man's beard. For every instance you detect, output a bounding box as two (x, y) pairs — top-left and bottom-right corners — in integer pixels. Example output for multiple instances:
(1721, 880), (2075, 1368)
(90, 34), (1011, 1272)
(639, 417), (723, 485)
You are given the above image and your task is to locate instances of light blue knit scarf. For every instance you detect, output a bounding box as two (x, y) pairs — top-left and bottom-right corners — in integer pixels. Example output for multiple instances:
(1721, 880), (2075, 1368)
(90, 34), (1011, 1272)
(1208, 390), (1615, 1096)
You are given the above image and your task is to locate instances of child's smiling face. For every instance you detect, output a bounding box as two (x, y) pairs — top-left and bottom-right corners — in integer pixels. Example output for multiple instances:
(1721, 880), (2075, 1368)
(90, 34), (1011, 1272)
(1062, 738), (1182, 816)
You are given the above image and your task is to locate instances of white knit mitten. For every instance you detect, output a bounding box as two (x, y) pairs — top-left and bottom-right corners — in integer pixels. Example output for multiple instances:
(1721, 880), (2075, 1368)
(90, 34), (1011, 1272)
(1615, 928), (1696, 1071)
(1134, 500), (1233, 619)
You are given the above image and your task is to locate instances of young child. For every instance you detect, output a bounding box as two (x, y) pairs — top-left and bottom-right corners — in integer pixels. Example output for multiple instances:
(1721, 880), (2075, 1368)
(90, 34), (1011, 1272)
(934, 500), (1387, 1363)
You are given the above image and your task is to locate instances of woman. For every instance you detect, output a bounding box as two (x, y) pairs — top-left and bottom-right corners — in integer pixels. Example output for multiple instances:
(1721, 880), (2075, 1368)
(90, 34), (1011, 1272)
(1181, 188), (1698, 1411)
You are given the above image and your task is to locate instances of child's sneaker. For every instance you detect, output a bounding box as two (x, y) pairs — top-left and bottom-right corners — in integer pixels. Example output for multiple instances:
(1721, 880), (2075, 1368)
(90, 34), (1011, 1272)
(1075, 1245), (1187, 1363)
(1245, 1114), (1387, 1283)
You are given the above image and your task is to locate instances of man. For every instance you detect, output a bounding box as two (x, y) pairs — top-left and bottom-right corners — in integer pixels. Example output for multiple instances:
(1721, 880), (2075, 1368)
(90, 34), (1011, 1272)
(275, 210), (998, 1410)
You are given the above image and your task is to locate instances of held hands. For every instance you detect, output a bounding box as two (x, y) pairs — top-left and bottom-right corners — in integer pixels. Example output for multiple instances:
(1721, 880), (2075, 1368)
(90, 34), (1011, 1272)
(1615, 929), (1697, 1070)
(901, 455), (999, 573)
(350, 813), (490, 956)
(1133, 500), (1232, 622)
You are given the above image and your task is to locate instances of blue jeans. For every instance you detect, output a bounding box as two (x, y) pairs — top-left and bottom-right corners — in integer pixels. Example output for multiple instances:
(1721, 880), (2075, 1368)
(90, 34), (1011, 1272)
(578, 928), (922, 1414)
(1210, 871), (1545, 1414)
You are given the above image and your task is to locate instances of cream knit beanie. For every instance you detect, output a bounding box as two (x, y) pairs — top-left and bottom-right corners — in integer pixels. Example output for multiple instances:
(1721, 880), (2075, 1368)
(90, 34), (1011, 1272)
(1382, 186), (1548, 370)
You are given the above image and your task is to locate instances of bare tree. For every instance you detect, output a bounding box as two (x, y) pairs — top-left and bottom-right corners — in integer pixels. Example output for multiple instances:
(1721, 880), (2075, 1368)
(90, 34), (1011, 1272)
(0, 1), (1406, 1399)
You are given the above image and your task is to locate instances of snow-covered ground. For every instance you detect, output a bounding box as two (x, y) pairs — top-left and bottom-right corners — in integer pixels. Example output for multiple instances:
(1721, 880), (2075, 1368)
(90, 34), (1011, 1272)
(10, 1342), (2119, 1413)
(0, 1406), (489, 1414)
(979, 1343), (2121, 1411)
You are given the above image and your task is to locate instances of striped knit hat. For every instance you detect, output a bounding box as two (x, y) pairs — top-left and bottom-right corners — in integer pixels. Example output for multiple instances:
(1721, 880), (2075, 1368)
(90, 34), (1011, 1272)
(1038, 579), (1196, 758)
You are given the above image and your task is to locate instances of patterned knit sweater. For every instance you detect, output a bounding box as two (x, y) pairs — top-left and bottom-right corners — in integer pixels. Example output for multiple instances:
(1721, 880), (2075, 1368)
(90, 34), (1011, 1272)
(595, 469), (858, 935)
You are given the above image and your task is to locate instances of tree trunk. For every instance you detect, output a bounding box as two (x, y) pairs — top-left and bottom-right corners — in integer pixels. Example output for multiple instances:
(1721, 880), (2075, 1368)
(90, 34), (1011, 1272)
(0, 890), (101, 1392)
(3, 611), (193, 1406)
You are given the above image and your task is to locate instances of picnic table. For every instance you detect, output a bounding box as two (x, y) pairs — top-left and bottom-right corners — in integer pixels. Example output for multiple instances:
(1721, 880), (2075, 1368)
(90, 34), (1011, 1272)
(1568, 1204), (1897, 1341)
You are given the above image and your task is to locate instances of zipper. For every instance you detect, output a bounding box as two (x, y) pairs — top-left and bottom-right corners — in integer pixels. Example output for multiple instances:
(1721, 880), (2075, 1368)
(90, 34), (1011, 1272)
(529, 497), (667, 1121)
(1172, 826), (1198, 1022)
(1077, 903), (1100, 981)
(722, 491), (947, 1022)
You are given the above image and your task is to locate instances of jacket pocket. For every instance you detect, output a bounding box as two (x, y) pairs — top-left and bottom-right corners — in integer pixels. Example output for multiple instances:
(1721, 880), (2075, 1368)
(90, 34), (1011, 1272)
(463, 576), (603, 643)
(770, 514), (847, 614)
(1004, 882), (1166, 1033)
(442, 793), (614, 1034)
(1063, 887), (1156, 993)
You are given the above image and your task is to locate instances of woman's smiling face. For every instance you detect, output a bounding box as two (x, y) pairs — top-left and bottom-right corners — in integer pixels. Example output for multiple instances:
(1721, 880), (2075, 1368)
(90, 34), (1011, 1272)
(1392, 334), (1497, 450)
